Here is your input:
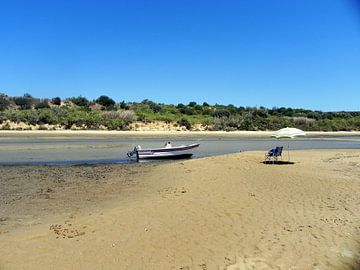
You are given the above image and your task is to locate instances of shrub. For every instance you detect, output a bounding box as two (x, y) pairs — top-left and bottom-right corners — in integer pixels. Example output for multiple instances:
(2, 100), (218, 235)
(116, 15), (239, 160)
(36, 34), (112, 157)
(201, 118), (213, 126)
(213, 109), (230, 118)
(179, 106), (196, 115)
(35, 101), (50, 109)
(38, 125), (48, 130)
(13, 95), (33, 109)
(149, 103), (162, 113)
(105, 119), (125, 130)
(119, 101), (129, 110)
(1, 122), (11, 130)
(101, 110), (135, 124)
(22, 110), (40, 125)
(37, 109), (58, 124)
(96, 95), (115, 108)
(202, 108), (212, 115)
(293, 117), (315, 126)
(52, 97), (61, 105)
(50, 107), (68, 124)
(178, 118), (192, 130)
(0, 94), (10, 111)
(68, 96), (89, 107)
(194, 104), (203, 111)
(137, 113), (146, 122)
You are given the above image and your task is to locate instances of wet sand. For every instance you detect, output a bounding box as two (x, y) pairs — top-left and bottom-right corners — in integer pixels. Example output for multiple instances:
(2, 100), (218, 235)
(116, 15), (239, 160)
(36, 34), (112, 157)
(1, 150), (360, 269)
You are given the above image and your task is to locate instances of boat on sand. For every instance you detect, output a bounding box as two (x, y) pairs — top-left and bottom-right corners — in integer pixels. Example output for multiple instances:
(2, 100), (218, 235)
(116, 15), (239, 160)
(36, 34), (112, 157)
(127, 142), (200, 161)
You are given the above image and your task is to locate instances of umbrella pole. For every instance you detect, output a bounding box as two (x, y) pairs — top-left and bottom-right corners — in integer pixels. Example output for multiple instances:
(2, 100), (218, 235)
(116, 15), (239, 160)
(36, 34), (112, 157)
(288, 141), (290, 162)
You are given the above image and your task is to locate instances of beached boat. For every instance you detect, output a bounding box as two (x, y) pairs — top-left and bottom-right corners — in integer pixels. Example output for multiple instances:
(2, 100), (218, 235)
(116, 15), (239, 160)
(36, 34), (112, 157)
(127, 142), (200, 161)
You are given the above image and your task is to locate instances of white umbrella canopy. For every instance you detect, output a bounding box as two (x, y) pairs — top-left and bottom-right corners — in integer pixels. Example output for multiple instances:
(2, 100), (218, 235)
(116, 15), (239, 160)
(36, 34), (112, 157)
(271, 127), (306, 161)
(271, 127), (306, 139)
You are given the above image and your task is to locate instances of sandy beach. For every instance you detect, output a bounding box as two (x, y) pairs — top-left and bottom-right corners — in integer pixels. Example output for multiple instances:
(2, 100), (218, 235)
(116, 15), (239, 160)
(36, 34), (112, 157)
(2, 129), (360, 138)
(1, 150), (360, 269)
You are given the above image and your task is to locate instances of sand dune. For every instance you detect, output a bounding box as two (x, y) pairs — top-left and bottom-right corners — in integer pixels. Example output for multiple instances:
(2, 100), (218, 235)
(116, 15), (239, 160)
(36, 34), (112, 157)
(1, 150), (360, 269)
(1, 129), (360, 138)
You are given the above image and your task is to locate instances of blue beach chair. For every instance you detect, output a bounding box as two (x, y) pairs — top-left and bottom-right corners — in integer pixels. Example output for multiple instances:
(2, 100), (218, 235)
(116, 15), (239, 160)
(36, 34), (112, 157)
(265, 146), (283, 162)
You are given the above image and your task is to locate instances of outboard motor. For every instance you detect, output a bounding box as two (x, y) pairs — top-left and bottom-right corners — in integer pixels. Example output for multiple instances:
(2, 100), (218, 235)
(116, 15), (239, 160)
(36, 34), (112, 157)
(126, 150), (134, 158)
(127, 145), (141, 158)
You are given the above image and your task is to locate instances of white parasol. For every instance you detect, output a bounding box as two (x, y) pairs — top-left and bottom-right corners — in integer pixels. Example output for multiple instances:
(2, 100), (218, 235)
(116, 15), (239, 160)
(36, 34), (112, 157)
(271, 127), (306, 161)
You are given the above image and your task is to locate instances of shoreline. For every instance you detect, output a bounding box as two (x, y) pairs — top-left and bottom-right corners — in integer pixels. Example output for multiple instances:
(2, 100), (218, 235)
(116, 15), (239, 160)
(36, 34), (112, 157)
(1, 129), (360, 137)
(0, 148), (357, 167)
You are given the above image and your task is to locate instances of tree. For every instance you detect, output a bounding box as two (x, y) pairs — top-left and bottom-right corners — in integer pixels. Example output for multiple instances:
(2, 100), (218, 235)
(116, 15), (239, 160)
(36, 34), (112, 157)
(13, 94), (33, 109)
(68, 96), (89, 107)
(202, 102), (210, 107)
(119, 101), (128, 109)
(0, 93), (10, 111)
(141, 99), (151, 104)
(96, 95), (115, 108)
(188, 101), (197, 107)
(52, 97), (61, 106)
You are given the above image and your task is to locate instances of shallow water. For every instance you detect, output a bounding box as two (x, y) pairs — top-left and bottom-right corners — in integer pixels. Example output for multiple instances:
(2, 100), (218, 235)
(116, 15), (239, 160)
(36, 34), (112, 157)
(0, 134), (359, 165)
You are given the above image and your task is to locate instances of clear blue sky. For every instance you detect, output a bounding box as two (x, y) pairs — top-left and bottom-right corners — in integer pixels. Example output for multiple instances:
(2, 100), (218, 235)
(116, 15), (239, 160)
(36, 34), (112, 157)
(0, 0), (359, 111)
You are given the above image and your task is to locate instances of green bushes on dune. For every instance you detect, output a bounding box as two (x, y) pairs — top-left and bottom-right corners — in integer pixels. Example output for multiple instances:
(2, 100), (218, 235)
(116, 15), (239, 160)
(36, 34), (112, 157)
(0, 92), (359, 131)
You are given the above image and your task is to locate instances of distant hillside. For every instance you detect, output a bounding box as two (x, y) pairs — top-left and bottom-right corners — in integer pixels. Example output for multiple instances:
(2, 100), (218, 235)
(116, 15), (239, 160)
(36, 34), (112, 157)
(1, 93), (360, 131)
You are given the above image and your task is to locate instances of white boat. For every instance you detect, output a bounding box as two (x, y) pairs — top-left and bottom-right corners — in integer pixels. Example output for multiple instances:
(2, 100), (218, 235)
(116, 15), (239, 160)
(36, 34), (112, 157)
(127, 142), (200, 161)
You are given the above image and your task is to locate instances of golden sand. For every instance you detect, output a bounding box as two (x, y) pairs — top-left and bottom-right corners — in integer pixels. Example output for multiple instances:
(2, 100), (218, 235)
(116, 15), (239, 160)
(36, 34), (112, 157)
(1, 150), (360, 269)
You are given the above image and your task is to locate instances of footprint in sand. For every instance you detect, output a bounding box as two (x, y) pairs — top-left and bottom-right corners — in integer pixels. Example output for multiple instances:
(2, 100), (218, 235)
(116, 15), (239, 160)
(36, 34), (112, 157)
(50, 223), (87, 239)
(158, 187), (188, 198)
(320, 218), (350, 226)
(0, 217), (8, 223)
(222, 256), (270, 270)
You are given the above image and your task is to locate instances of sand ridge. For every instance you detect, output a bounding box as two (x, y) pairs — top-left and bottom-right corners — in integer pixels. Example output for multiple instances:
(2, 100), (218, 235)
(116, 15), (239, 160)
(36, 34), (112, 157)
(1, 150), (360, 269)
(2, 130), (360, 138)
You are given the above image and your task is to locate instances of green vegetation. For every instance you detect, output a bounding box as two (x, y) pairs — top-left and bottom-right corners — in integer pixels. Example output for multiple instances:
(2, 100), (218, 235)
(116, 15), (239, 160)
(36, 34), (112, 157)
(13, 93), (33, 109)
(67, 96), (89, 107)
(0, 92), (359, 131)
(52, 97), (61, 106)
(96, 95), (115, 109)
(0, 94), (10, 111)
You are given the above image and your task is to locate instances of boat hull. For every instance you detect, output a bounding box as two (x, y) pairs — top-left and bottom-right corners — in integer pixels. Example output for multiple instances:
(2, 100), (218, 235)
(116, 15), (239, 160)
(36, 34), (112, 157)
(138, 153), (193, 160)
(133, 143), (199, 161)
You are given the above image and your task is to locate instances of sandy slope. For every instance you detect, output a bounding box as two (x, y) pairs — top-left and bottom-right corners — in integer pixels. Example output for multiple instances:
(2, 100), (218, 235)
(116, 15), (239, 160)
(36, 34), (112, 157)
(1, 129), (360, 138)
(1, 150), (360, 269)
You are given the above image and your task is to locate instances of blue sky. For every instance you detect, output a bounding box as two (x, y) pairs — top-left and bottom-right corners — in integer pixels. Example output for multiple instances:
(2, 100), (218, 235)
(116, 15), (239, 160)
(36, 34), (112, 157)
(0, 0), (359, 111)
